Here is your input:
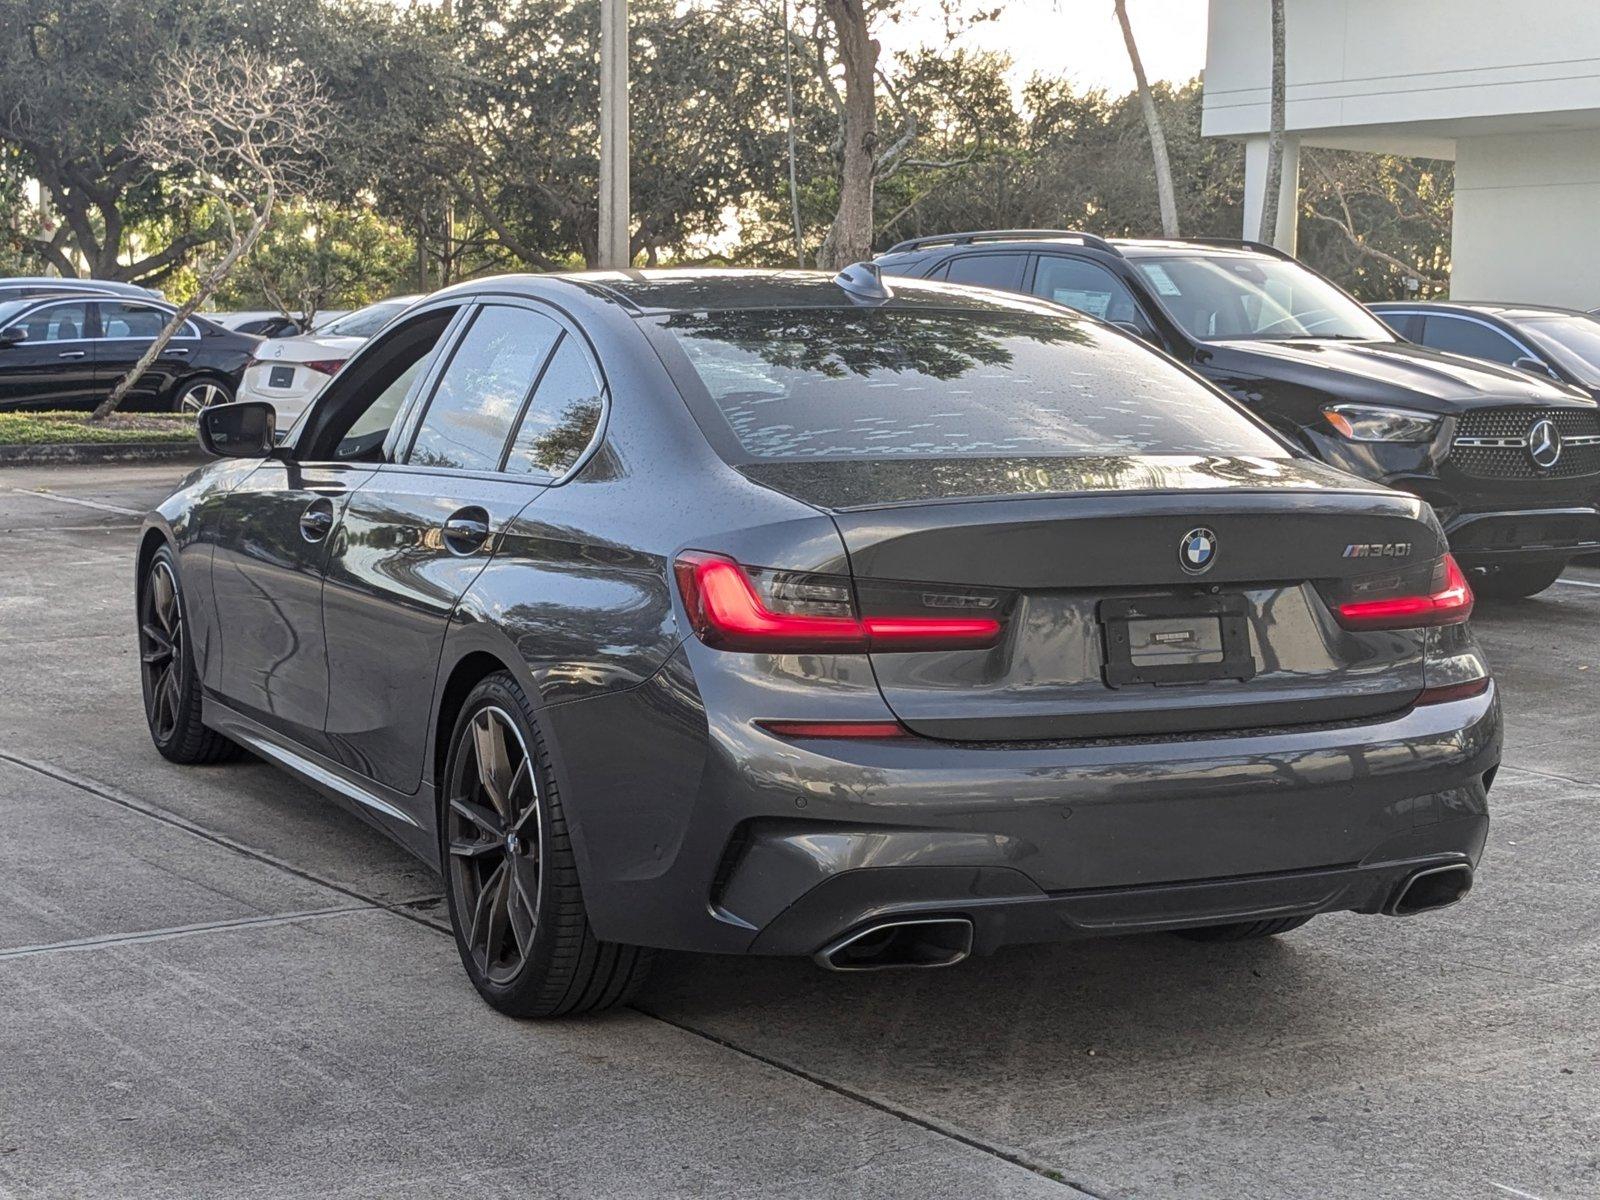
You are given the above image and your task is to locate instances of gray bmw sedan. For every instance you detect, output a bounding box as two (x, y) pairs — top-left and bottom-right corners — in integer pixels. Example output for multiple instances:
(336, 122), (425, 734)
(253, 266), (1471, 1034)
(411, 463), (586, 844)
(137, 267), (1500, 1017)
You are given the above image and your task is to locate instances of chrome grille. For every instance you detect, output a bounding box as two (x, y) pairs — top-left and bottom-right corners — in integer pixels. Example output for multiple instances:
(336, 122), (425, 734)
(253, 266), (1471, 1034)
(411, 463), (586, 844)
(1450, 406), (1600, 479)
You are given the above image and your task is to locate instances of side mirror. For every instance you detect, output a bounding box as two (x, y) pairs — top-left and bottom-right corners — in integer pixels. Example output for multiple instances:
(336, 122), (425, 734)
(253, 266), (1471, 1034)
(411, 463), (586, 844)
(198, 400), (277, 459)
(1513, 355), (1557, 380)
(0, 327), (26, 347)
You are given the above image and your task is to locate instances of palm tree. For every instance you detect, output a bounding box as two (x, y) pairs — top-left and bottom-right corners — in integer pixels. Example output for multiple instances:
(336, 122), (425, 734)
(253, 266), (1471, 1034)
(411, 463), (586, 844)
(1113, 0), (1178, 238)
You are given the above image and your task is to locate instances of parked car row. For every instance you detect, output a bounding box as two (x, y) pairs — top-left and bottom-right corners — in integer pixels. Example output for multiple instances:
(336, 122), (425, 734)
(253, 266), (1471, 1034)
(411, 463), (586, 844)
(876, 231), (1600, 598)
(141, 257), (1506, 1017)
(0, 281), (418, 417)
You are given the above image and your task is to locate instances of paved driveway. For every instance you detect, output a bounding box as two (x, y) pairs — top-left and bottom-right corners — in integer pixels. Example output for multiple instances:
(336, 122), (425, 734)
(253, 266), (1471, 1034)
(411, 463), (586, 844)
(1, 462), (1596, 1199)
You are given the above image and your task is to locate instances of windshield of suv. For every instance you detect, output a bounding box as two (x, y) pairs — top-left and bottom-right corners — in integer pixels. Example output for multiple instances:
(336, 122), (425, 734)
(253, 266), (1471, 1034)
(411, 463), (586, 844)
(316, 300), (409, 339)
(1516, 315), (1600, 385)
(658, 307), (1286, 462)
(1131, 254), (1394, 343)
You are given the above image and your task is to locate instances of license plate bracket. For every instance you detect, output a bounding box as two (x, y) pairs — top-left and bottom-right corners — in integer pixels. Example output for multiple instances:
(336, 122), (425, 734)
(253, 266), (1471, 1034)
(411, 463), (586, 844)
(1100, 593), (1256, 688)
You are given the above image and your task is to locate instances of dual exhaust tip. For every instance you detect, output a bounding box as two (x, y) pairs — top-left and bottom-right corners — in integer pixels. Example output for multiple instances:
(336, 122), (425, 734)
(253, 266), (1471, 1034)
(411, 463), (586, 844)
(814, 917), (974, 972)
(1387, 862), (1473, 916)
(812, 863), (1473, 970)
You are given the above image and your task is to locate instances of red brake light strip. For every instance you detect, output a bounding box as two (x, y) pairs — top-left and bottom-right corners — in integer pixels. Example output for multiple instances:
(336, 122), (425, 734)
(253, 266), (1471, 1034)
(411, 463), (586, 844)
(1336, 554), (1474, 630)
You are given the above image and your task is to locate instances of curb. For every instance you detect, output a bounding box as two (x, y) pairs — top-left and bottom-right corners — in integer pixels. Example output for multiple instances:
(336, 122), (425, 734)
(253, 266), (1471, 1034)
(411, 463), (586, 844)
(0, 441), (206, 468)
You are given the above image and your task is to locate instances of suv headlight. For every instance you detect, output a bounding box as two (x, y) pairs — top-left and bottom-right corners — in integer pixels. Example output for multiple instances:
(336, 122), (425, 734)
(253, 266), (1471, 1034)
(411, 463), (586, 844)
(1322, 403), (1441, 443)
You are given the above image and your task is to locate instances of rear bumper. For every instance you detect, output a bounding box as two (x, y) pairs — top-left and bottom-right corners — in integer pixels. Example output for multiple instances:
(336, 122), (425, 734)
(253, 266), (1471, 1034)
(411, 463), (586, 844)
(1442, 506), (1600, 565)
(544, 669), (1501, 957)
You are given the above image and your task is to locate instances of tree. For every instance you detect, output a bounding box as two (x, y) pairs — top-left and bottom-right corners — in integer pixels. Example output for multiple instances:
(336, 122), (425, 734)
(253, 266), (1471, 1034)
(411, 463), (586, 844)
(1257, 0), (1287, 244)
(1113, 0), (1177, 237)
(92, 50), (329, 420)
(815, 0), (880, 269)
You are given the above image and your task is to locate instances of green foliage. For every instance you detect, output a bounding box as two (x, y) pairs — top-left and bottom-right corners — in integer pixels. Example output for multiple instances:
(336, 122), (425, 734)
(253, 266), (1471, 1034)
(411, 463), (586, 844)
(0, 0), (1454, 303)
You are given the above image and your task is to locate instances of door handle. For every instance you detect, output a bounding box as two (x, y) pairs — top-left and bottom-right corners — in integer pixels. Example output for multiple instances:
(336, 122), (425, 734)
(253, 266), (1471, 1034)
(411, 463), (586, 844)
(169, 347), (190, 356)
(299, 498), (335, 543)
(57, 350), (86, 359)
(441, 507), (491, 556)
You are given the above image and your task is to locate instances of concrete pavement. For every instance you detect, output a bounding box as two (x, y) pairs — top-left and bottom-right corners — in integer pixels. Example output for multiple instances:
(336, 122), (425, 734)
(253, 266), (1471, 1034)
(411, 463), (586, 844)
(1, 462), (1597, 1199)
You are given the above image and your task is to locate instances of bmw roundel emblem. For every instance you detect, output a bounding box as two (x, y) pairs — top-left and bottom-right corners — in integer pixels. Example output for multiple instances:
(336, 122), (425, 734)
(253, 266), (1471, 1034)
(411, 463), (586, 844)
(1179, 527), (1218, 574)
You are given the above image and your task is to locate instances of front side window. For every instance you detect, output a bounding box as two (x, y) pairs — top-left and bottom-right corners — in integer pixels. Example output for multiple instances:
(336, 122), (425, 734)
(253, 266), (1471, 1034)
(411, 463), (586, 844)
(659, 307), (1285, 462)
(10, 301), (90, 342)
(1131, 255), (1392, 342)
(1419, 315), (1524, 366)
(504, 335), (605, 478)
(408, 305), (562, 472)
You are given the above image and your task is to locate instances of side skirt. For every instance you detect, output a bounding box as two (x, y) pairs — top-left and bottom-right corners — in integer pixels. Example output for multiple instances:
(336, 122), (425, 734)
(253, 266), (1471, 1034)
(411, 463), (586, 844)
(201, 695), (442, 869)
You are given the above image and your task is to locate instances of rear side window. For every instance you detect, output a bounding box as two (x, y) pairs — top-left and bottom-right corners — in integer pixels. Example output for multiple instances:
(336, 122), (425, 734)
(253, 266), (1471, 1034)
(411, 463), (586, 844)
(504, 335), (605, 478)
(99, 301), (175, 339)
(408, 305), (561, 471)
(659, 307), (1285, 461)
(942, 254), (1026, 291)
(1419, 315), (1523, 366)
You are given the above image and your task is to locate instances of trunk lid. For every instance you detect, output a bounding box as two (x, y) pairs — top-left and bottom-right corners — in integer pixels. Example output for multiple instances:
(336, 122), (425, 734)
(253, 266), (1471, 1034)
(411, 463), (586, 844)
(807, 456), (1444, 741)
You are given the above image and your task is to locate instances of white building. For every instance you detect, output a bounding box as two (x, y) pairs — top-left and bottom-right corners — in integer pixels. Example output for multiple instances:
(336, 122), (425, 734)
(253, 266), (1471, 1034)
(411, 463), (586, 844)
(1202, 0), (1600, 307)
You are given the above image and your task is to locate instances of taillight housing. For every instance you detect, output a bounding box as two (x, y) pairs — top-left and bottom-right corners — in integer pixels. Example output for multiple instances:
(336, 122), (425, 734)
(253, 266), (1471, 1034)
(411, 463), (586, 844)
(673, 551), (1006, 653)
(1332, 553), (1474, 630)
(303, 358), (346, 377)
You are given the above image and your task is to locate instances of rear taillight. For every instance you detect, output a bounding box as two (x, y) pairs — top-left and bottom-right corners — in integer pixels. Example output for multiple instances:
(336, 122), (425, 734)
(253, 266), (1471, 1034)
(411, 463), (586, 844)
(303, 359), (346, 377)
(673, 551), (1004, 653)
(1334, 554), (1474, 630)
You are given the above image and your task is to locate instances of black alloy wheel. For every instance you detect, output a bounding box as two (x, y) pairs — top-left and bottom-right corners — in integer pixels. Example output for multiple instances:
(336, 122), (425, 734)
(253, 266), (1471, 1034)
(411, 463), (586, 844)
(138, 546), (237, 763)
(440, 672), (653, 1017)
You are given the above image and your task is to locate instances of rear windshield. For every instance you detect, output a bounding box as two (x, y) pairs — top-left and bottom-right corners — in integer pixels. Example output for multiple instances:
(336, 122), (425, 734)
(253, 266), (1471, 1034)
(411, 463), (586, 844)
(657, 307), (1285, 461)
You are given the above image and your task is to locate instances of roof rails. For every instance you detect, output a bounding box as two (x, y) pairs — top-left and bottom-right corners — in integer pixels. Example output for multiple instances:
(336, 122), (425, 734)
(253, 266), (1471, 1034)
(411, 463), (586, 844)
(883, 230), (1123, 257)
(1153, 236), (1297, 262)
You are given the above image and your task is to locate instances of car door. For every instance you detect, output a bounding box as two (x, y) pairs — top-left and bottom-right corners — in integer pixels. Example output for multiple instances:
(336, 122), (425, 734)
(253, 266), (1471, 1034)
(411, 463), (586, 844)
(206, 304), (464, 753)
(0, 300), (100, 409)
(93, 300), (199, 408)
(320, 300), (573, 794)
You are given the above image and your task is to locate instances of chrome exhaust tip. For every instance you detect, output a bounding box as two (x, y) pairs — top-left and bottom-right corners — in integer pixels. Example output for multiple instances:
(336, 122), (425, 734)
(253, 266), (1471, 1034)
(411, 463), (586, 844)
(1388, 863), (1474, 916)
(814, 917), (975, 972)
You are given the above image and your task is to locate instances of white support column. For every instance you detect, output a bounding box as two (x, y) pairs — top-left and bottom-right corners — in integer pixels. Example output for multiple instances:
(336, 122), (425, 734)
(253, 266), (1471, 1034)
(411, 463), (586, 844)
(598, 0), (631, 270)
(1241, 135), (1301, 253)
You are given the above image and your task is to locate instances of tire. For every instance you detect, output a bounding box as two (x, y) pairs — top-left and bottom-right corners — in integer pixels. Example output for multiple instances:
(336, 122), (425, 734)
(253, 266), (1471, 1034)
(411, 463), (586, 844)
(138, 546), (238, 764)
(1176, 915), (1314, 942)
(440, 671), (653, 1018)
(1471, 560), (1566, 600)
(171, 376), (233, 416)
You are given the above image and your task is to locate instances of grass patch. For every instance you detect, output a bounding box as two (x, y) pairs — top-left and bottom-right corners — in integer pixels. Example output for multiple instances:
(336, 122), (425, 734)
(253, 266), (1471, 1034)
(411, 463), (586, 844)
(0, 411), (195, 446)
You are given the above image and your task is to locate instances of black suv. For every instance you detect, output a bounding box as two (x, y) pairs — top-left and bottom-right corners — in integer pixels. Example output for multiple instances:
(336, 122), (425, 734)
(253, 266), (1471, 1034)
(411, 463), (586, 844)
(877, 232), (1600, 598)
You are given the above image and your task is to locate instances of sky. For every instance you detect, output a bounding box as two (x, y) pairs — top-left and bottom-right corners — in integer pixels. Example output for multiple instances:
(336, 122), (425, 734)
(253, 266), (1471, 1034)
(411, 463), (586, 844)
(876, 0), (1210, 95)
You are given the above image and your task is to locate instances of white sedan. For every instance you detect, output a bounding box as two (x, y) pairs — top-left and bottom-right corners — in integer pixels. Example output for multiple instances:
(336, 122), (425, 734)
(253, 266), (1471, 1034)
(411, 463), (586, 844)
(237, 297), (419, 428)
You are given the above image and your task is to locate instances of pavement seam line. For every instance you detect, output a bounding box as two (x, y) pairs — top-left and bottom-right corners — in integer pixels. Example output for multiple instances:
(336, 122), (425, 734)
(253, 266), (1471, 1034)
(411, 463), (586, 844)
(0, 905), (376, 960)
(633, 1004), (1110, 1198)
(4, 487), (142, 516)
(1498, 760), (1600, 795)
(0, 750), (448, 938)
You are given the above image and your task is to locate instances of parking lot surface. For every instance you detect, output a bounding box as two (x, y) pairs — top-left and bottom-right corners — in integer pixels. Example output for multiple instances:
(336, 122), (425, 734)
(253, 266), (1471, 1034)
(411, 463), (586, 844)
(2, 462), (1597, 1199)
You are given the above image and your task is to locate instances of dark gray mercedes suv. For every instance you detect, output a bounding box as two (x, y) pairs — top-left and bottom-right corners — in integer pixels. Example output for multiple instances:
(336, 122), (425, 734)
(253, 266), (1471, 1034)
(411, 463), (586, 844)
(138, 267), (1500, 1017)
